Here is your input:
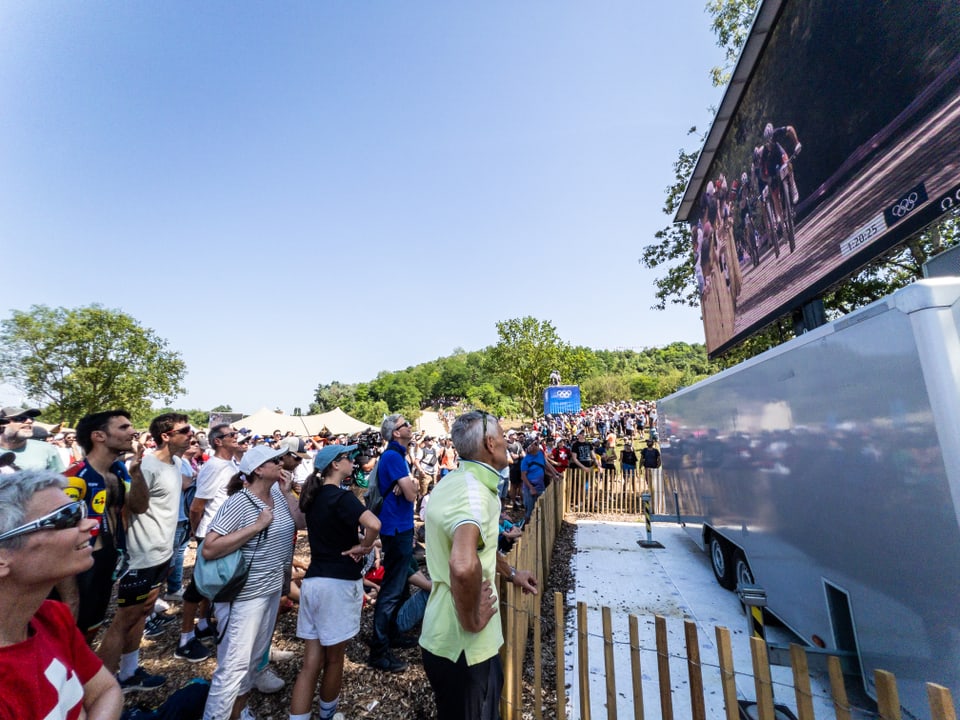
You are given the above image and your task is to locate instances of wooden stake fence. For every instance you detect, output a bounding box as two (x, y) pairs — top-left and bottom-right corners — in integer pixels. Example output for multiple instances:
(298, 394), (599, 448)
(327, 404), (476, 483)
(498, 474), (959, 720)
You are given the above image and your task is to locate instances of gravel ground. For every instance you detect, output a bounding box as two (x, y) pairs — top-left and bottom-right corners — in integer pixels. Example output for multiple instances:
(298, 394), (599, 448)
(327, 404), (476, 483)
(118, 515), (578, 719)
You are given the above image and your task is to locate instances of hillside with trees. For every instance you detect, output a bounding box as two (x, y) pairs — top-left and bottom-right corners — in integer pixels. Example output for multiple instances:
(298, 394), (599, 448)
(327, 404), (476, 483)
(310, 316), (717, 425)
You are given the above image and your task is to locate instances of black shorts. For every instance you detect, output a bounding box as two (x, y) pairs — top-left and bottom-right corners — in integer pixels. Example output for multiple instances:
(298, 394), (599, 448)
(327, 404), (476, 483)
(422, 649), (503, 720)
(76, 543), (119, 633)
(117, 559), (171, 607)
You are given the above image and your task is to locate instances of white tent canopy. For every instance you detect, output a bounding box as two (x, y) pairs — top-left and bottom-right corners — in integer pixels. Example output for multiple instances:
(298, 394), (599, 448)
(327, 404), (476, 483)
(234, 407), (376, 437)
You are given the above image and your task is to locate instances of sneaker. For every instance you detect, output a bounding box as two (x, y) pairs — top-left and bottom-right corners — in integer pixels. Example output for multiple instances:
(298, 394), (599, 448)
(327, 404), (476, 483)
(119, 666), (167, 693)
(269, 646), (295, 663)
(153, 597), (171, 613)
(143, 613), (177, 639)
(174, 636), (212, 663)
(253, 667), (285, 694)
(239, 707), (257, 720)
(164, 588), (185, 603)
(367, 651), (407, 673)
(194, 622), (219, 644)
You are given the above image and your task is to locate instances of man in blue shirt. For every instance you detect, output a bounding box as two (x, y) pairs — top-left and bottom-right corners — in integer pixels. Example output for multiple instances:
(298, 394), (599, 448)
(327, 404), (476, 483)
(369, 414), (418, 672)
(520, 438), (547, 523)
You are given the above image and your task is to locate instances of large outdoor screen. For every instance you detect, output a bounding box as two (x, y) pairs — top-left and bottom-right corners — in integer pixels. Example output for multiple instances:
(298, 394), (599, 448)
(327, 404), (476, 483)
(682, 0), (960, 355)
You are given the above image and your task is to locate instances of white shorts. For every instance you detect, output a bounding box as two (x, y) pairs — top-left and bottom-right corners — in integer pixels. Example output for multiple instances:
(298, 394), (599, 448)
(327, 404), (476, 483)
(296, 576), (363, 646)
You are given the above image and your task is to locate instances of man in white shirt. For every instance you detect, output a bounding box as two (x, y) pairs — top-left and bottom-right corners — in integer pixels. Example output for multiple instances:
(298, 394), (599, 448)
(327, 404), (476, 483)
(97, 413), (192, 692)
(175, 423), (240, 662)
(0, 406), (65, 472)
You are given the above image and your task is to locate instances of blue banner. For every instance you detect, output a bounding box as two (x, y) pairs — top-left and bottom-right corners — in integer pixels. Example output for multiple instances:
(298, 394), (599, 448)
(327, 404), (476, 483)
(543, 385), (581, 414)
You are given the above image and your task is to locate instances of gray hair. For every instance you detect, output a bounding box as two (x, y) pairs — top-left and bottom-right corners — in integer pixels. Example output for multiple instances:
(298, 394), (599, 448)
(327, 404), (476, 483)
(451, 411), (498, 461)
(0, 470), (68, 549)
(381, 414), (404, 441)
(208, 423), (233, 447)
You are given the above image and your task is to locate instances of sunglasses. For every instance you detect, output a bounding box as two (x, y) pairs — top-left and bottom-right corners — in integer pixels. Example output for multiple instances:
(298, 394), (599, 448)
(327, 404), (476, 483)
(0, 501), (88, 544)
(269, 457), (283, 465)
(5, 415), (34, 423)
(189, 441), (200, 446)
(166, 426), (194, 437)
(221, 431), (239, 439)
(395, 421), (410, 431)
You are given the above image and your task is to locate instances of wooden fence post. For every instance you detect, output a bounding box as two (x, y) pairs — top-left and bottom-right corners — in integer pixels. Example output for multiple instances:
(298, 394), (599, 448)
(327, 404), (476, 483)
(655, 615), (674, 720)
(789, 643), (815, 720)
(875, 669), (902, 720)
(629, 614), (644, 720)
(578, 601), (592, 720)
(602, 606), (617, 720)
(927, 683), (958, 720)
(684, 620), (706, 720)
(828, 655), (852, 720)
(715, 626), (739, 720)
(555, 592), (566, 720)
(749, 636), (776, 720)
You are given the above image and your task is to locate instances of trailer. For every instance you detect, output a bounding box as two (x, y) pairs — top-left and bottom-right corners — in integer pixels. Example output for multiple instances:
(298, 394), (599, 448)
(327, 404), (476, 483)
(658, 278), (960, 718)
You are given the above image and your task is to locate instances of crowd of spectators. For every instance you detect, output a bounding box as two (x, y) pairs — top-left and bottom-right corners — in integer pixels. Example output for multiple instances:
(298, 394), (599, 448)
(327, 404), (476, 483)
(0, 398), (656, 719)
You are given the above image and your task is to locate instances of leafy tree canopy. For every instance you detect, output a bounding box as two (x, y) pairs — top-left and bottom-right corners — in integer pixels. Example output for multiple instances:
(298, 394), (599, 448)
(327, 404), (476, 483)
(0, 304), (186, 427)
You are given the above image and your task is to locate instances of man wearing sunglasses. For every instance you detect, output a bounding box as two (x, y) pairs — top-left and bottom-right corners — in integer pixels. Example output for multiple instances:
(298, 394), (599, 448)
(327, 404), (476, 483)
(0, 406), (65, 472)
(176, 423), (242, 663)
(58, 410), (138, 644)
(97, 413), (192, 692)
(0, 469), (123, 719)
(369, 414), (419, 673)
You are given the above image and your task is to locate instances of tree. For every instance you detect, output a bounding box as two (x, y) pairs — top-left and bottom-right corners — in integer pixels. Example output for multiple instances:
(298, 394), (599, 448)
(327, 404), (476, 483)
(310, 381), (356, 414)
(0, 304), (186, 427)
(487, 317), (575, 421)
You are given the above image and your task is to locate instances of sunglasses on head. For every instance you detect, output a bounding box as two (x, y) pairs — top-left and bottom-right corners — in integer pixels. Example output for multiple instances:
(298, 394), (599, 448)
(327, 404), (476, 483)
(0, 501), (88, 544)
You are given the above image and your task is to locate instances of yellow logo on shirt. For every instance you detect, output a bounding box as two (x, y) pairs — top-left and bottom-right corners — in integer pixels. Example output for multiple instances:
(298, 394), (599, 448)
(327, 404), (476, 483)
(91, 490), (107, 515)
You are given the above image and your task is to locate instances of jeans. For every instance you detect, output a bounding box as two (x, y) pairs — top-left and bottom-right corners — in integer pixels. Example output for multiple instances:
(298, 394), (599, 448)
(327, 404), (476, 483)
(397, 588), (430, 634)
(522, 484), (542, 523)
(203, 591), (281, 720)
(372, 528), (414, 656)
(167, 520), (191, 594)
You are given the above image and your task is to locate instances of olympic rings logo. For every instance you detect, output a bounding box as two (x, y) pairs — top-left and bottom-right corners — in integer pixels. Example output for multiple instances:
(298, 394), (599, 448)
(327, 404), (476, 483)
(554, 390), (573, 398)
(941, 188), (960, 212)
(891, 192), (919, 218)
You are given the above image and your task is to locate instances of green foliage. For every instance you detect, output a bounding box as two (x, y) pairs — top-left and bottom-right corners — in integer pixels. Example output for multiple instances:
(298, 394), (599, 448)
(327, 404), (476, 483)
(486, 317), (578, 421)
(307, 331), (716, 418)
(580, 375), (633, 406)
(310, 381), (357, 414)
(0, 304), (186, 427)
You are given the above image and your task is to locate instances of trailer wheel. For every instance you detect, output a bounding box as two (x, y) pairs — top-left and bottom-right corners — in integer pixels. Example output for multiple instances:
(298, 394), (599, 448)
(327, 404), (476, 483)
(710, 536), (736, 590)
(734, 551), (754, 588)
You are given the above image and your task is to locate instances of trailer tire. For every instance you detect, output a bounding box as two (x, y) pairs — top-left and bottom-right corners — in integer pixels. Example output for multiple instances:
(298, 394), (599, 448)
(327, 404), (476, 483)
(710, 535), (736, 590)
(734, 551), (754, 589)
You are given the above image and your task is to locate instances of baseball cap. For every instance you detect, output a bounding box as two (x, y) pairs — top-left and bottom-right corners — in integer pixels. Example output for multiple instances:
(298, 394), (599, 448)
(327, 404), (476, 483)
(282, 437), (311, 460)
(313, 444), (358, 474)
(0, 406), (41, 420)
(238, 445), (286, 475)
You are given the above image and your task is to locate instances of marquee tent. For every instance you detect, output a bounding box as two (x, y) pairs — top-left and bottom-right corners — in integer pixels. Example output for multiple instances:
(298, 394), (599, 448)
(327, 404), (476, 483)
(234, 407), (376, 437)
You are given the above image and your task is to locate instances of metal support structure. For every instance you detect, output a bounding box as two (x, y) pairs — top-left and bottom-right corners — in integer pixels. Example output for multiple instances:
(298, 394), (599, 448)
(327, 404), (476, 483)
(637, 491), (665, 549)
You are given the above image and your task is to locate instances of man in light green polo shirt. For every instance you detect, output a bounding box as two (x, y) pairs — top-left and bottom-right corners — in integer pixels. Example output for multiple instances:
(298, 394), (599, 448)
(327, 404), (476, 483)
(420, 410), (538, 720)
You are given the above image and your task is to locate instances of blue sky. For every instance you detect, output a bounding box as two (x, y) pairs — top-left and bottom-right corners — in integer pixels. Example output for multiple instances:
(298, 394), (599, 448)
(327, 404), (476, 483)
(0, 2), (726, 414)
